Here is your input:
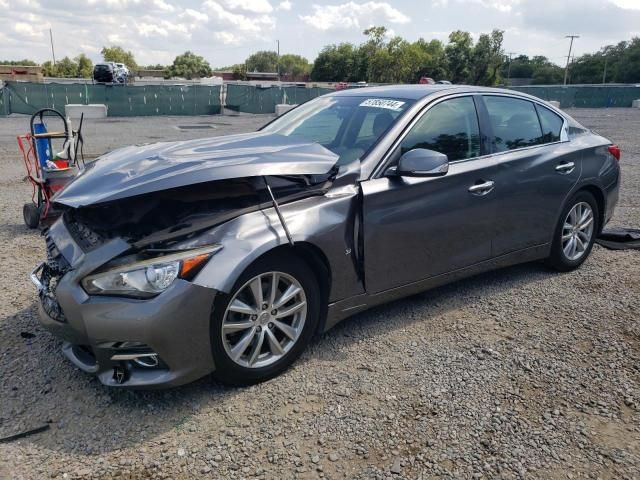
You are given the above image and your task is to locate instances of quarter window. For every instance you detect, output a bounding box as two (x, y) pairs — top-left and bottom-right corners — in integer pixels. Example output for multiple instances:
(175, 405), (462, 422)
(535, 104), (564, 143)
(484, 96), (543, 152)
(400, 96), (481, 162)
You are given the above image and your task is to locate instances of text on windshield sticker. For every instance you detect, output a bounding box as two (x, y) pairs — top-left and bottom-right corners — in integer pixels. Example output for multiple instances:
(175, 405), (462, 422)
(359, 99), (405, 111)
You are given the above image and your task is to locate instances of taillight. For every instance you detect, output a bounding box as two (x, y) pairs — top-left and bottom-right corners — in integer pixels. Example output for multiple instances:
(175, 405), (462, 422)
(608, 144), (621, 161)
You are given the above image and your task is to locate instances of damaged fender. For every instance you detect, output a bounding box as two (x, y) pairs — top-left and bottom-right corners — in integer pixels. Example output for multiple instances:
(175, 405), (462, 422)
(187, 190), (364, 303)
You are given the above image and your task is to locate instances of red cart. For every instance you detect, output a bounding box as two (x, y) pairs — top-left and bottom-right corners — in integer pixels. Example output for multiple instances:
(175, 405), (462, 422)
(16, 108), (85, 228)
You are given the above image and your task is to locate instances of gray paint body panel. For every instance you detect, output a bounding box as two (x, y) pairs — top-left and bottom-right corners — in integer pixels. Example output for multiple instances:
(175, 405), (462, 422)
(33, 86), (621, 388)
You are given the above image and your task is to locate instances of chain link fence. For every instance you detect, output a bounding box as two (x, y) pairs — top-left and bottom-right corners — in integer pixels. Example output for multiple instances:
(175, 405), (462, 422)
(510, 85), (640, 108)
(1, 82), (222, 116)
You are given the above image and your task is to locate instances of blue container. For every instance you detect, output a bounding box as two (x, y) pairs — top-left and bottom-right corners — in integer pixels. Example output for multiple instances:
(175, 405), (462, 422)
(33, 122), (51, 169)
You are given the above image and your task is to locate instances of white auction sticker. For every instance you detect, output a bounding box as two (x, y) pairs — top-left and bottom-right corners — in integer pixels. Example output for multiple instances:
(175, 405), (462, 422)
(359, 99), (405, 111)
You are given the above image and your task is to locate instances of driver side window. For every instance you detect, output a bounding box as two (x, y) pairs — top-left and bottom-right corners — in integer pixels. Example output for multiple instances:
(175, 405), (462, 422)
(400, 96), (481, 162)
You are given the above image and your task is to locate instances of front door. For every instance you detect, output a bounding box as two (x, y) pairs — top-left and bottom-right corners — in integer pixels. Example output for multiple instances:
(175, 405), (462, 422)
(361, 95), (500, 294)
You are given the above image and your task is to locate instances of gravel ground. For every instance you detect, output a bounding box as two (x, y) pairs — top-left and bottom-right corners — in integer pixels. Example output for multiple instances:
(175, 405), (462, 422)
(0, 109), (638, 480)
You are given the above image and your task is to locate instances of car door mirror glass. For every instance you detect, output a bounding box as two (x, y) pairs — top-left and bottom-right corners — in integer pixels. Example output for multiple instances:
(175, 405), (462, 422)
(394, 149), (449, 177)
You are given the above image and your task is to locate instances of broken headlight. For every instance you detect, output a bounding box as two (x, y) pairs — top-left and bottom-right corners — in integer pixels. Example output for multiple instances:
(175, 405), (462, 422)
(81, 245), (222, 298)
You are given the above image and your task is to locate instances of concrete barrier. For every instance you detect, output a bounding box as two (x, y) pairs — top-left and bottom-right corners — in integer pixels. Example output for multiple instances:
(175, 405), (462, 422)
(275, 104), (297, 116)
(65, 104), (108, 118)
(548, 100), (561, 108)
(632, 99), (640, 108)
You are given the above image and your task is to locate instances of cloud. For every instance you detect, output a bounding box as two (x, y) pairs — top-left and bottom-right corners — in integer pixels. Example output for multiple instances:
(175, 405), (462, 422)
(203, 0), (275, 33)
(181, 8), (209, 22)
(219, 0), (273, 13)
(300, 1), (410, 32)
(277, 0), (291, 11)
(14, 21), (46, 37)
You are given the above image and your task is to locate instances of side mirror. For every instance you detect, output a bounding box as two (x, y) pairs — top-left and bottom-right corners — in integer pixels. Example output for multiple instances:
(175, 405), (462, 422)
(394, 149), (449, 177)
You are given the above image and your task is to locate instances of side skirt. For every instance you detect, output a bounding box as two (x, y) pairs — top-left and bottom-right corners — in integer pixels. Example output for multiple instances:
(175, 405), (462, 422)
(323, 243), (550, 331)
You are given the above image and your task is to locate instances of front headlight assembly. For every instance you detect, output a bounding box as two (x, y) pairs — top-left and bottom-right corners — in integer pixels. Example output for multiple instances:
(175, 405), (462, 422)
(81, 245), (222, 298)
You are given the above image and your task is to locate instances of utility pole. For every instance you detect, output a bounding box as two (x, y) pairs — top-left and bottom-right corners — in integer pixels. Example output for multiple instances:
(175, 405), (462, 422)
(276, 39), (280, 82)
(49, 28), (57, 65)
(602, 55), (608, 84)
(506, 52), (516, 86)
(563, 35), (579, 85)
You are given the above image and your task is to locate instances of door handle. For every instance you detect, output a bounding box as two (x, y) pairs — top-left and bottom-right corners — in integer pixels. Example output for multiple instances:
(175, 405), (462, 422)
(468, 180), (495, 196)
(555, 161), (575, 174)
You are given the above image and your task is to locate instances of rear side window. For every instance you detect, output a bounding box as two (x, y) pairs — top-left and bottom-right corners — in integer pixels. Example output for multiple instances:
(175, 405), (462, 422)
(400, 96), (481, 161)
(484, 96), (543, 152)
(535, 104), (564, 143)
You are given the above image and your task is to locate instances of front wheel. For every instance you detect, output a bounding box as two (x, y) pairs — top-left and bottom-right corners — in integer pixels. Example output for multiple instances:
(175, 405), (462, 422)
(210, 252), (320, 386)
(546, 191), (599, 272)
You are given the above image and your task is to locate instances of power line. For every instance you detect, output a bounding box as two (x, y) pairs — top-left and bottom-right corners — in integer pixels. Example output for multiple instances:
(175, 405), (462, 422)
(564, 35), (579, 85)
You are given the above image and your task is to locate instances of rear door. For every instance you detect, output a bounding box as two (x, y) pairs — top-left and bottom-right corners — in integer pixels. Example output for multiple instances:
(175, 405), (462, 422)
(361, 95), (501, 294)
(481, 95), (580, 256)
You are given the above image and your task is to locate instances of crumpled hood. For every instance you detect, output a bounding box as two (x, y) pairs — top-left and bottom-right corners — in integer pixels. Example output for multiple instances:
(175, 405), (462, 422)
(54, 132), (339, 207)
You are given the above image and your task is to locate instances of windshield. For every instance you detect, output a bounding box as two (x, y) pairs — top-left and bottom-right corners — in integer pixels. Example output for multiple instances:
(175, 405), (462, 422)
(262, 95), (414, 163)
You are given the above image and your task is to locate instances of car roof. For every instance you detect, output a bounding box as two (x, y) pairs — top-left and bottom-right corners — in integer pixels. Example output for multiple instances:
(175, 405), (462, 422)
(327, 84), (535, 101)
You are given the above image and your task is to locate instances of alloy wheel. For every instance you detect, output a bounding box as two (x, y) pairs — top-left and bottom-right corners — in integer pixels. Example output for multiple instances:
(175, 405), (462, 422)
(562, 201), (594, 261)
(221, 271), (307, 368)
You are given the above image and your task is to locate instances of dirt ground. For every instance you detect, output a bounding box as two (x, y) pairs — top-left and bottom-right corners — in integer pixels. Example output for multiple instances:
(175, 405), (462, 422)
(0, 109), (638, 480)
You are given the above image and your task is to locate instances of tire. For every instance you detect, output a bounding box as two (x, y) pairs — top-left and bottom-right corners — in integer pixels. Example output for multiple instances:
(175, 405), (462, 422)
(23, 203), (40, 229)
(546, 191), (599, 272)
(210, 252), (320, 386)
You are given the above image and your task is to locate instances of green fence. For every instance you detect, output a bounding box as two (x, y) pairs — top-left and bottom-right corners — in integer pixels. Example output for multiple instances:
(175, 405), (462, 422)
(225, 84), (333, 113)
(2, 82), (222, 116)
(510, 85), (640, 108)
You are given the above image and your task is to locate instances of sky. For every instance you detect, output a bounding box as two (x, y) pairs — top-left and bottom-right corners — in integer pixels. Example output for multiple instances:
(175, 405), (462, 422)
(2, 0), (640, 69)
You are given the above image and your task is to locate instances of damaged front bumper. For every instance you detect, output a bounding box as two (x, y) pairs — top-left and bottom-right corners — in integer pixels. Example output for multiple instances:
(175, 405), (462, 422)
(31, 220), (218, 388)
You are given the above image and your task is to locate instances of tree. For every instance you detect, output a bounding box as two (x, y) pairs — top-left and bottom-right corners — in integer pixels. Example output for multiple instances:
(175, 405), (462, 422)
(278, 54), (311, 77)
(445, 31), (473, 83)
(165, 51), (212, 79)
(0, 59), (38, 66)
(75, 54), (93, 78)
(101, 46), (138, 71)
(469, 29), (504, 86)
(414, 38), (448, 81)
(310, 43), (358, 81)
(245, 51), (279, 72)
(232, 64), (247, 80)
(142, 64), (167, 70)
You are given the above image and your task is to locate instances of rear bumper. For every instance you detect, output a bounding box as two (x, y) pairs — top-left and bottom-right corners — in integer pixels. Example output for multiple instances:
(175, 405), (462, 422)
(36, 274), (218, 389)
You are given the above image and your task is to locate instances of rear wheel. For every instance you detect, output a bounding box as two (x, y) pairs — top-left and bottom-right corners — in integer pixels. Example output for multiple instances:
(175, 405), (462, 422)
(546, 191), (599, 272)
(210, 252), (320, 386)
(23, 203), (40, 229)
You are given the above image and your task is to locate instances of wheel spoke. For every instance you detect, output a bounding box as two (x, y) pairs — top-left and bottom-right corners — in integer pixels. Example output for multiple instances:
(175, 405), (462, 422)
(569, 207), (577, 226)
(249, 276), (263, 308)
(268, 272), (279, 307)
(272, 319), (297, 340)
(577, 230), (590, 243)
(228, 299), (257, 316)
(230, 326), (257, 361)
(579, 216), (593, 231)
(273, 283), (301, 309)
(223, 321), (254, 333)
(575, 235), (585, 252)
(266, 328), (284, 355)
(275, 301), (306, 319)
(564, 236), (575, 257)
(562, 232), (573, 241)
(248, 330), (265, 366)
